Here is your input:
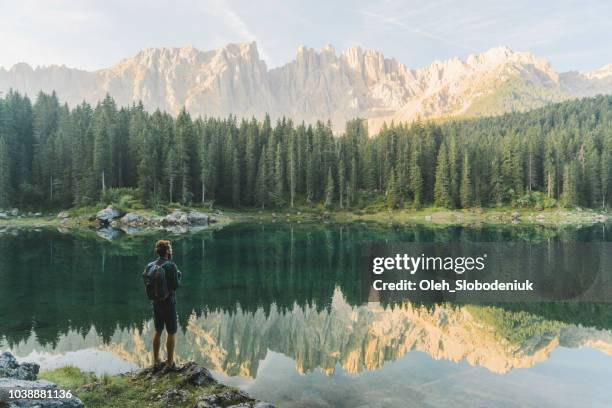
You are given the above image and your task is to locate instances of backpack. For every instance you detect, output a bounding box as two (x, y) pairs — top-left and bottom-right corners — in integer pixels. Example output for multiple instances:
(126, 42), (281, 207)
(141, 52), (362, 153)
(143, 261), (170, 302)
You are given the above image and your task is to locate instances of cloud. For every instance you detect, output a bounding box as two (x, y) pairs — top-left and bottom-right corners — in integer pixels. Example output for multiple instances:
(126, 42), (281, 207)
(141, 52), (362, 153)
(358, 9), (479, 53)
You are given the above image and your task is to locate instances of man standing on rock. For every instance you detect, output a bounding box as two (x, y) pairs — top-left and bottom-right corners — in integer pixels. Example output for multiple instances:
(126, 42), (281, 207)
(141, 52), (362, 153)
(144, 240), (182, 371)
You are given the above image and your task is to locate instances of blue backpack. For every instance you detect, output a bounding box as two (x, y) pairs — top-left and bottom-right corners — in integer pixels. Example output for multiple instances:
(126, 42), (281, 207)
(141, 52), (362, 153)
(143, 261), (170, 302)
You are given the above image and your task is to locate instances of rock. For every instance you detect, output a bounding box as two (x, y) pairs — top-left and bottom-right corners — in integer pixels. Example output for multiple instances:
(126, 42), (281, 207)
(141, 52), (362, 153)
(0, 212), (7, 220)
(57, 212), (70, 219)
(34, 212), (42, 217)
(178, 362), (214, 387)
(197, 390), (253, 407)
(596, 214), (608, 222)
(162, 210), (188, 225)
(120, 212), (142, 225)
(536, 214), (545, 222)
(96, 206), (122, 223)
(0, 352), (39, 381)
(511, 211), (520, 220)
(0, 352), (84, 407)
(159, 388), (190, 405)
(187, 211), (209, 225)
(424, 215), (432, 221)
(9, 208), (19, 216)
(0, 378), (84, 407)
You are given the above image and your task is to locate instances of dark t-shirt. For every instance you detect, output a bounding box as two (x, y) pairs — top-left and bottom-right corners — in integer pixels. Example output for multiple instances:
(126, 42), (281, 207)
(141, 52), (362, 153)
(147, 258), (182, 303)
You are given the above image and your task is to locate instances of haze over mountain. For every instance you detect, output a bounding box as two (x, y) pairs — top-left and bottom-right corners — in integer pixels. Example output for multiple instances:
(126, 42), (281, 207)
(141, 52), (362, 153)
(2, 42), (612, 134)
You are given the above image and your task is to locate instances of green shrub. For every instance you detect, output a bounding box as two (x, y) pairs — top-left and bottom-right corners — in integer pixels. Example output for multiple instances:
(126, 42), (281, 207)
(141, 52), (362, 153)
(101, 188), (142, 211)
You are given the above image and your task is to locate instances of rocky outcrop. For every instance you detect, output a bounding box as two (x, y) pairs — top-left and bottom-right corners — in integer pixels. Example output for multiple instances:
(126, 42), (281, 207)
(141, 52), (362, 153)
(187, 211), (209, 225)
(95, 206), (122, 224)
(0, 352), (84, 407)
(130, 361), (274, 408)
(120, 212), (143, 225)
(0, 352), (38, 381)
(3, 43), (612, 134)
(94, 210), (214, 238)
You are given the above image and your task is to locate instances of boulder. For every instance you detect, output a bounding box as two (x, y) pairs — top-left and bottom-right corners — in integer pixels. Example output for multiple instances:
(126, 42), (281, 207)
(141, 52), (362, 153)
(0, 352), (39, 380)
(163, 210), (188, 225)
(0, 212), (7, 220)
(96, 206), (122, 223)
(0, 352), (84, 407)
(0, 378), (84, 407)
(34, 212), (42, 217)
(187, 211), (209, 225)
(56, 212), (70, 219)
(178, 362), (214, 387)
(120, 213), (142, 225)
(9, 208), (19, 217)
(196, 390), (253, 408)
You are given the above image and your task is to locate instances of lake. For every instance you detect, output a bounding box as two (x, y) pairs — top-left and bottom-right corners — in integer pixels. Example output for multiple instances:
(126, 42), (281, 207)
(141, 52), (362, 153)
(1, 222), (612, 407)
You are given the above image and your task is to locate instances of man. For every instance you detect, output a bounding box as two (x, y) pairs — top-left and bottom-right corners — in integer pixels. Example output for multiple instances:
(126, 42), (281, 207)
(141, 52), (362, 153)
(146, 239), (182, 370)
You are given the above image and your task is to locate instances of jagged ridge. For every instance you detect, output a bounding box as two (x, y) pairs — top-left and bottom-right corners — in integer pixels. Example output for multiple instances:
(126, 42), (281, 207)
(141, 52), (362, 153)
(1, 43), (612, 133)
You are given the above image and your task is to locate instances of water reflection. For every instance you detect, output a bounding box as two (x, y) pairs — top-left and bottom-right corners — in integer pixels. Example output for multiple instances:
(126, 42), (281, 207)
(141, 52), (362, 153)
(1, 223), (612, 406)
(5, 289), (612, 377)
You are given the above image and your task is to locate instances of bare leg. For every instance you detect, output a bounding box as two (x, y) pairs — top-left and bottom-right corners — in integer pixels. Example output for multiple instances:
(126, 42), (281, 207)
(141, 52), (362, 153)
(166, 333), (176, 365)
(153, 331), (162, 365)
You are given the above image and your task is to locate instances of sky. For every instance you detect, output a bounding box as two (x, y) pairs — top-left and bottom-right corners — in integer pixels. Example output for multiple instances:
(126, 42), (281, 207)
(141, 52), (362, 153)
(1, 0), (611, 73)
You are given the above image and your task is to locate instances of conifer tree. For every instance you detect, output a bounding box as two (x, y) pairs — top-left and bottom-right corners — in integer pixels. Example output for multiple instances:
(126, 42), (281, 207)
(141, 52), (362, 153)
(165, 147), (178, 203)
(289, 136), (297, 208)
(0, 136), (10, 208)
(274, 143), (285, 206)
(460, 152), (472, 208)
(324, 167), (334, 208)
(232, 149), (241, 206)
(386, 170), (400, 208)
(562, 163), (577, 207)
(175, 109), (195, 204)
(255, 146), (268, 209)
(338, 157), (346, 208)
(434, 143), (451, 207)
(410, 148), (423, 209)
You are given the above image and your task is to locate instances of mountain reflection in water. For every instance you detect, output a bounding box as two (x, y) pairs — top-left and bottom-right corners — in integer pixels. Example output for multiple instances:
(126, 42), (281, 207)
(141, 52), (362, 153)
(1, 223), (612, 407)
(5, 288), (612, 377)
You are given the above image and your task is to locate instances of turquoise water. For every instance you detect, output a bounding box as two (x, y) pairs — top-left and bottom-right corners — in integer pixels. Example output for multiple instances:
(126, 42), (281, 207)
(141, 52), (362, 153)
(1, 223), (612, 407)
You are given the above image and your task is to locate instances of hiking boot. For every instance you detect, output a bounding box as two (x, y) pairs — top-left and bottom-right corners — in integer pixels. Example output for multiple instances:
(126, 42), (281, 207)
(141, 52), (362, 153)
(152, 361), (166, 373)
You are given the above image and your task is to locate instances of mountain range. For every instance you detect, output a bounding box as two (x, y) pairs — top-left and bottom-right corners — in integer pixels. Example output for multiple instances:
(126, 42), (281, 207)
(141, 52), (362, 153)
(2, 42), (612, 134)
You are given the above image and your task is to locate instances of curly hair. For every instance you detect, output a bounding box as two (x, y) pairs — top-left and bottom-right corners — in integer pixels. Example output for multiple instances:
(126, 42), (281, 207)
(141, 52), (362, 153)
(155, 240), (172, 257)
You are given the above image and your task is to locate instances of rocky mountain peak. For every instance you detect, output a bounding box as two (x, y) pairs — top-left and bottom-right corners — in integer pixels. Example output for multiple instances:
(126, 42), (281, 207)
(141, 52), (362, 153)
(587, 63), (612, 80)
(1, 43), (611, 134)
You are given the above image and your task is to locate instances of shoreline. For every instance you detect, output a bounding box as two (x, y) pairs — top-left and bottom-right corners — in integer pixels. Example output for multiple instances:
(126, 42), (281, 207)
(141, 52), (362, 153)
(0, 206), (609, 234)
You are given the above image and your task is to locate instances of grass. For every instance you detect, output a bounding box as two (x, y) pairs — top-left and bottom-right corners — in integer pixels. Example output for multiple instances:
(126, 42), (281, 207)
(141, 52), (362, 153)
(39, 366), (245, 408)
(0, 203), (608, 233)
